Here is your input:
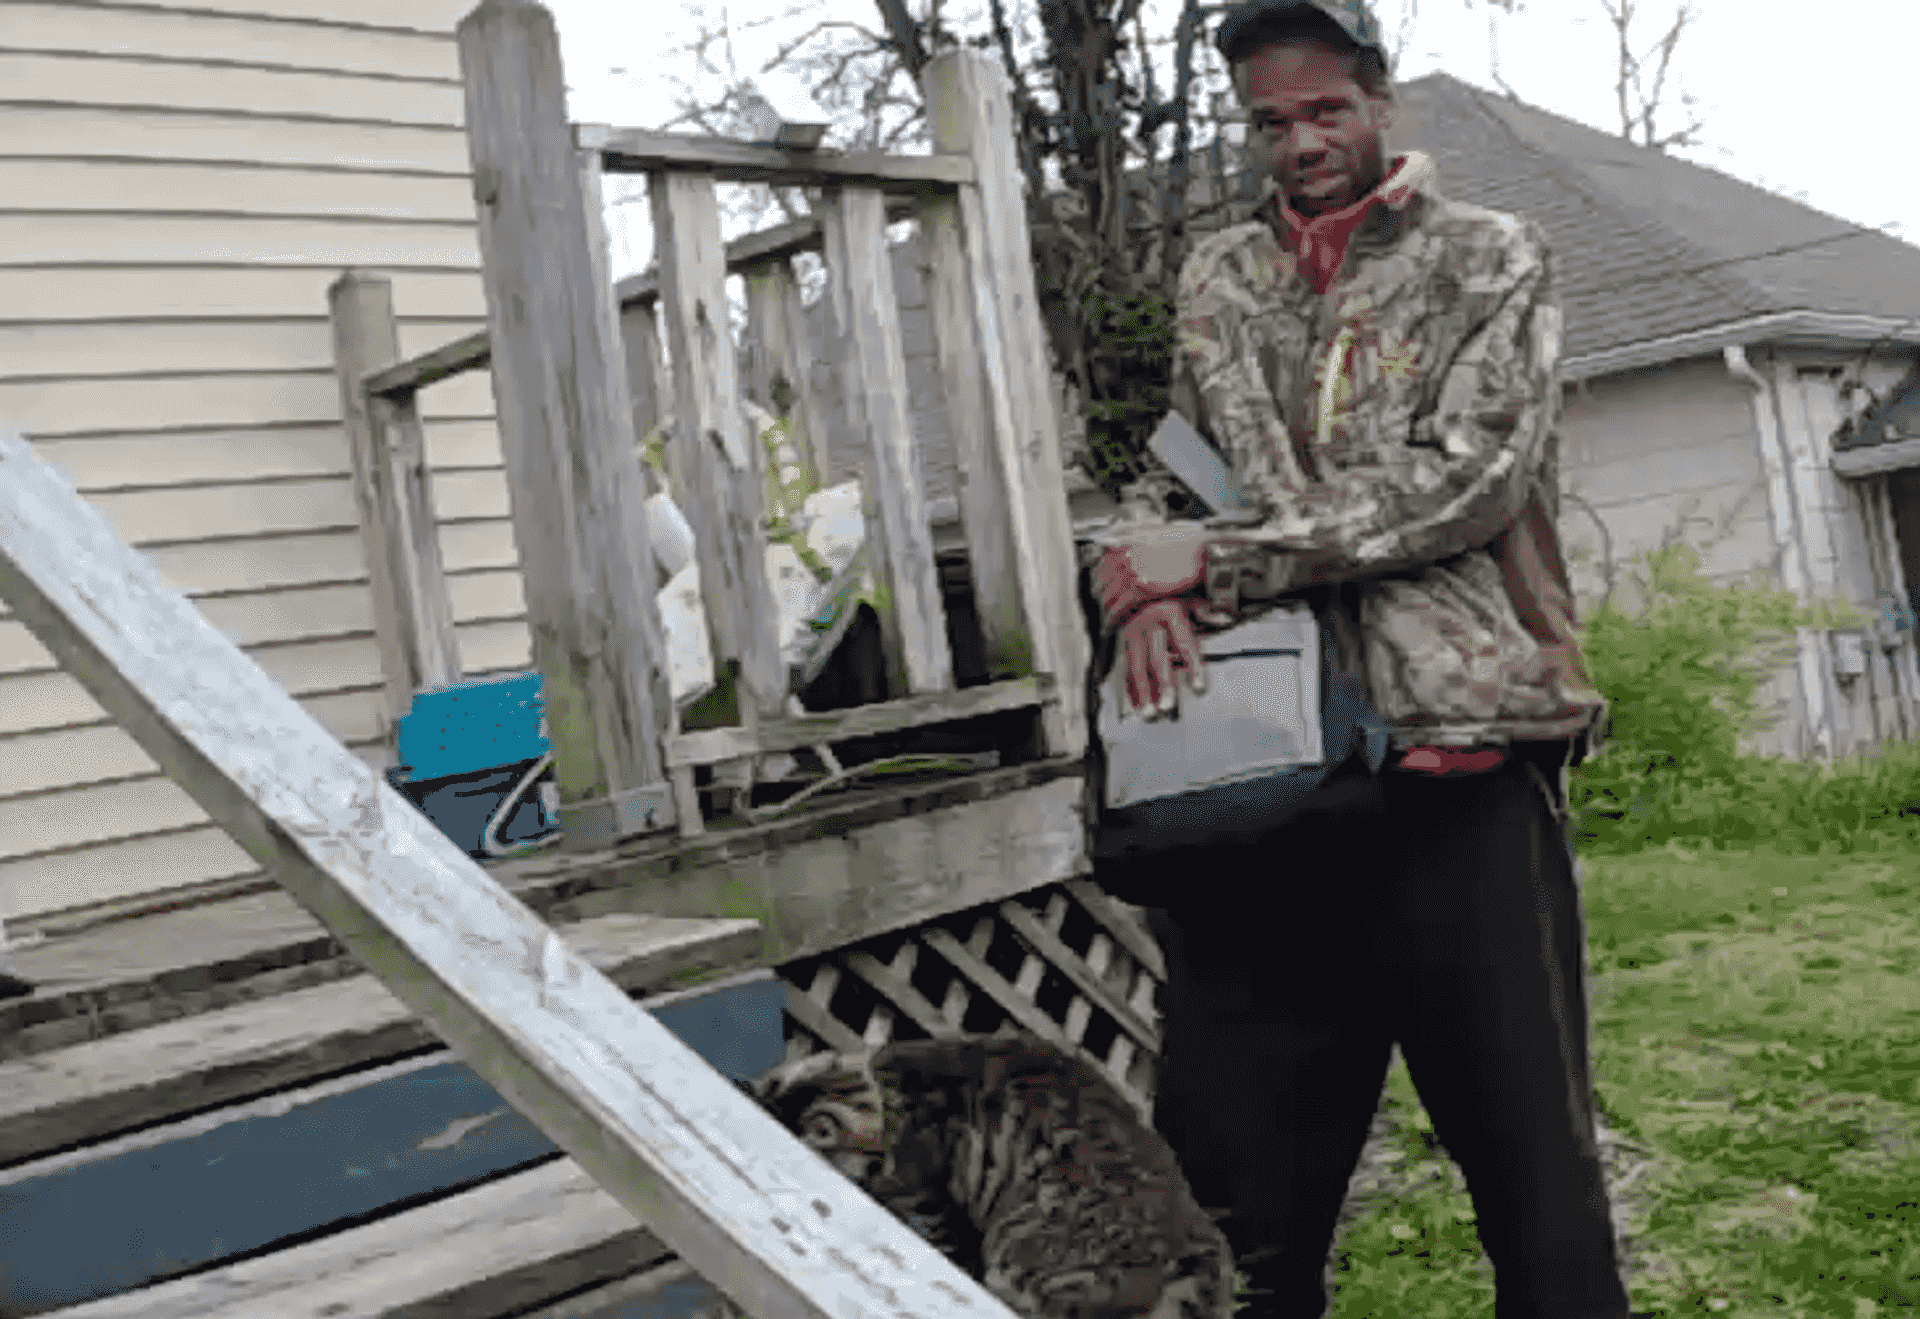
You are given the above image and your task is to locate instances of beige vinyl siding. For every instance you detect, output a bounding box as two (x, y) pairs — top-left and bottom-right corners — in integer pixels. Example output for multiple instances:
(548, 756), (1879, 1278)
(5, 4), (463, 78)
(1554, 355), (1804, 755)
(0, 106), (474, 170)
(2, 161), (476, 221)
(0, 267), (488, 321)
(114, 0), (479, 27)
(0, 0), (533, 922)
(1558, 355), (1777, 606)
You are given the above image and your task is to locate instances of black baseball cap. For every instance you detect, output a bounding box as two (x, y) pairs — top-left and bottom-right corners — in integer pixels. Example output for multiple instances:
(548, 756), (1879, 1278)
(1215, 0), (1391, 69)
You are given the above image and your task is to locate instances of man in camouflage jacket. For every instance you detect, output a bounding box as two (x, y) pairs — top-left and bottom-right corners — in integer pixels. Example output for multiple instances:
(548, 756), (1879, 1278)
(1091, 3), (1635, 1317)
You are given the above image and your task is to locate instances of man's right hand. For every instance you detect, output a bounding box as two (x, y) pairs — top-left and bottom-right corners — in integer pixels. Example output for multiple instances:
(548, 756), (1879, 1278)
(1116, 598), (1217, 719)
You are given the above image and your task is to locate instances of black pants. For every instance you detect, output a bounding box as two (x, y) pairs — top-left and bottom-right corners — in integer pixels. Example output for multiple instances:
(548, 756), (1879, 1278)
(1132, 752), (1629, 1319)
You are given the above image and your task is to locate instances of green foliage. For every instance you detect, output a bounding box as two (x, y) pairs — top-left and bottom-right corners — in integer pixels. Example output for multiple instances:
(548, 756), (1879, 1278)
(1568, 545), (1919, 855)
(1065, 288), (1178, 497)
(639, 424), (668, 476)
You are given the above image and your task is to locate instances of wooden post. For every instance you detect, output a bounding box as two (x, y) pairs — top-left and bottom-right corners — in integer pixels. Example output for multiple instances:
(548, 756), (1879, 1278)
(327, 271), (462, 729)
(621, 295), (670, 498)
(0, 425), (1017, 1319)
(459, 0), (672, 845)
(820, 186), (954, 697)
(743, 257), (830, 490)
(922, 51), (1090, 757)
(918, 194), (1025, 682)
(650, 170), (787, 728)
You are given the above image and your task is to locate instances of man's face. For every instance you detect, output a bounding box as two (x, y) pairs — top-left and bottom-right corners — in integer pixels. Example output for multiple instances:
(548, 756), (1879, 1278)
(1244, 40), (1393, 218)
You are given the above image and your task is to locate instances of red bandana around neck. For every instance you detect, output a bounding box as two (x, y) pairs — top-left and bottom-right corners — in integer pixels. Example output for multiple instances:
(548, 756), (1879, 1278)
(1276, 155), (1412, 294)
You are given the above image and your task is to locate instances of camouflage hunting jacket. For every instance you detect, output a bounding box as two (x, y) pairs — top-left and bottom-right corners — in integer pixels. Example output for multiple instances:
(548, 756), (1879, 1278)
(1116, 150), (1605, 753)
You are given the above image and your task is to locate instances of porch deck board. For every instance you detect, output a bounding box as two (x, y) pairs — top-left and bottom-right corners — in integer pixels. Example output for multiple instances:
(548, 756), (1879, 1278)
(38, 1141), (664, 1319)
(0, 912), (762, 1166)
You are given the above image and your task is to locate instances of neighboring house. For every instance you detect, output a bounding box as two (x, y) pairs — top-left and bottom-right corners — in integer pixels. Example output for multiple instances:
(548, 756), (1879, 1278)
(0, 0), (527, 926)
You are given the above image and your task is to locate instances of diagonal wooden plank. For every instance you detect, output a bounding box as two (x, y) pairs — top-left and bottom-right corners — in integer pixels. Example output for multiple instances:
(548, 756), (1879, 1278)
(0, 423), (1015, 1319)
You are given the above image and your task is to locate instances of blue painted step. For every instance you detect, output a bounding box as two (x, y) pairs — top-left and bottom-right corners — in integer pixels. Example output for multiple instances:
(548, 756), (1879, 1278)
(0, 971), (788, 1316)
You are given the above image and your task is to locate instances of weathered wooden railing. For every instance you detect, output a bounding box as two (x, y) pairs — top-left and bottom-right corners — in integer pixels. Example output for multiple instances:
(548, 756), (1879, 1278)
(329, 0), (1088, 855)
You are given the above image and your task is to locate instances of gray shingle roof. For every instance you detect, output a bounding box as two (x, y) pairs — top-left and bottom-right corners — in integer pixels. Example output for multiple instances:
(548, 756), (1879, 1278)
(1392, 73), (1920, 361)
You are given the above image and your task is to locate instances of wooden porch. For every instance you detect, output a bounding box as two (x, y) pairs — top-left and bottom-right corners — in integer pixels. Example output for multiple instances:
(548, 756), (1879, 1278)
(0, 2), (1152, 1316)
(0, 754), (1156, 1318)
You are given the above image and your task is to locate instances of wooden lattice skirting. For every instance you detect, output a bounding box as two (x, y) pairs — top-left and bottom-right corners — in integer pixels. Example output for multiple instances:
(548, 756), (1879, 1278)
(776, 878), (1167, 1118)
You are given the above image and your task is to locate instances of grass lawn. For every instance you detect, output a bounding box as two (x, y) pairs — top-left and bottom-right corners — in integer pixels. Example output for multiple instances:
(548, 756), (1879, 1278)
(1323, 844), (1920, 1319)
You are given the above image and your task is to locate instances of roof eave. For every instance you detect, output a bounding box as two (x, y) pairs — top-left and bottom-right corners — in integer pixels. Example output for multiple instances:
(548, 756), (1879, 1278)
(1559, 311), (1920, 383)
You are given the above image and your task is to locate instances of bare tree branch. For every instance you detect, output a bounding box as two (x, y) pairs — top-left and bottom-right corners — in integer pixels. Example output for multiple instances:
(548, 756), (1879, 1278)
(1389, 0), (1418, 72)
(1599, 0), (1705, 151)
(764, 20), (889, 72)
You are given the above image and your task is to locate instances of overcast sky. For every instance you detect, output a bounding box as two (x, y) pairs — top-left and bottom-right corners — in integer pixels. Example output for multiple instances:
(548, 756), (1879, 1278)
(542, 0), (1919, 283)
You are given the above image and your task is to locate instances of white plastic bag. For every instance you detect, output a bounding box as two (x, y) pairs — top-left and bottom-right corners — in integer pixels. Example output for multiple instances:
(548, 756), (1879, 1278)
(656, 563), (715, 709)
(766, 541), (831, 670)
(802, 481), (866, 576)
(646, 492), (696, 580)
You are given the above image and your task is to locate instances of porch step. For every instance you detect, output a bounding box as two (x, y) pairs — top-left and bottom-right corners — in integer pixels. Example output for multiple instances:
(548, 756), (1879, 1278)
(40, 1154), (675, 1319)
(0, 910), (763, 1167)
(0, 888), (361, 1063)
(2, 764), (1093, 1319)
(0, 915), (777, 1318)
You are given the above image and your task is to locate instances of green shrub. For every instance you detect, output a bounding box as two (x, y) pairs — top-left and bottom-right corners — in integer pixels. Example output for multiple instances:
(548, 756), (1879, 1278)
(1569, 545), (1920, 854)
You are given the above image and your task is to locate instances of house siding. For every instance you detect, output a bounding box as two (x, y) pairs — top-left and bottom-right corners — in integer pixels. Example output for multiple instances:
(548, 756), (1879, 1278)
(1555, 354), (1812, 755)
(0, 0), (526, 925)
(1558, 355), (1777, 599)
(1560, 348), (1920, 761)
